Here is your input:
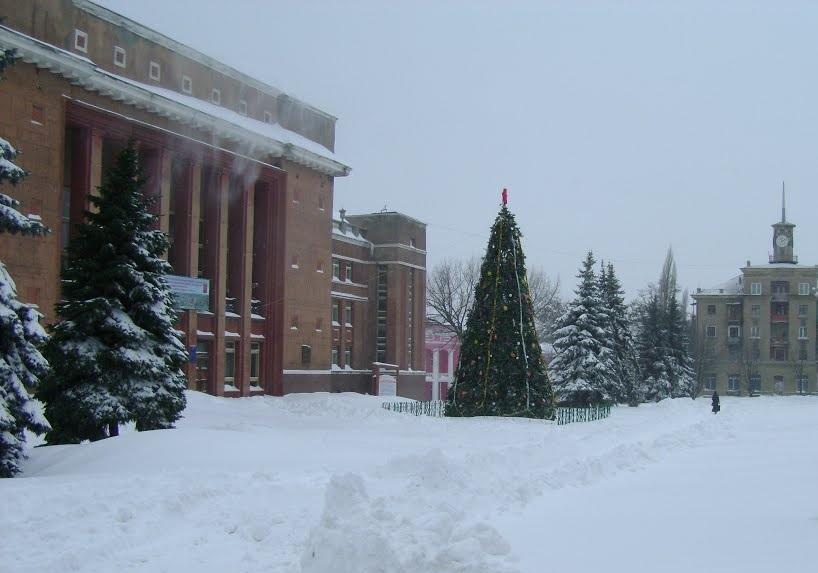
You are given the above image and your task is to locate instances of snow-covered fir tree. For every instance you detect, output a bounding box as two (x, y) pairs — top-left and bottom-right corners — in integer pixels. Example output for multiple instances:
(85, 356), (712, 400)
(0, 47), (51, 477)
(549, 251), (615, 406)
(447, 195), (554, 419)
(636, 293), (672, 401)
(599, 262), (642, 405)
(38, 142), (187, 443)
(633, 249), (695, 401)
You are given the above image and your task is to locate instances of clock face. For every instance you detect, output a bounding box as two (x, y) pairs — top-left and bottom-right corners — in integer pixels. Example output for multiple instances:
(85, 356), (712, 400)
(776, 233), (790, 248)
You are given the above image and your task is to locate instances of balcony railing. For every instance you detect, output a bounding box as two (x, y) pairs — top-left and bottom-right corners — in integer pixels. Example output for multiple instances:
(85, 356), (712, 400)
(770, 254), (798, 263)
(251, 299), (265, 317)
(225, 297), (238, 314)
(727, 336), (742, 345)
(771, 292), (789, 303)
(771, 314), (789, 322)
(770, 337), (789, 347)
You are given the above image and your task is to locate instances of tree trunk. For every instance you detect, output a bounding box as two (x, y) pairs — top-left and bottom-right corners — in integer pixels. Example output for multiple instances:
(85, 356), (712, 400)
(108, 422), (119, 437)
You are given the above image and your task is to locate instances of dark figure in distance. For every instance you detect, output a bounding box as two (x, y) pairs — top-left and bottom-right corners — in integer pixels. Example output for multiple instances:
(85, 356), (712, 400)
(711, 391), (720, 414)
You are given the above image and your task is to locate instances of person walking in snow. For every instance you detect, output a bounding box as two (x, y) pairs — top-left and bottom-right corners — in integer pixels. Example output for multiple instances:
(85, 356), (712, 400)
(711, 391), (720, 414)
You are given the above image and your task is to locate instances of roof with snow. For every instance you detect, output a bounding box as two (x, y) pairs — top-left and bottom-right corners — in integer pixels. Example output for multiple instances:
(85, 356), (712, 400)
(0, 25), (350, 177)
(694, 275), (743, 296)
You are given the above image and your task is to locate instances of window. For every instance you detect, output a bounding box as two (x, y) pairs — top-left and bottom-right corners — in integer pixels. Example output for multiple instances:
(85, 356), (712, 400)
(751, 304), (760, 316)
(799, 282), (811, 296)
(316, 260), (324, 273)
(751, 283), (762, 295)
(250, 343), (260, 386)
(331, 345), (339, 366)
(749, 375), (761, 393)
(315, 317), (323, 332)
(318, 196), (325, 211)
(301, 344), (312, 365)
(211, 88), (221, 105)
(799, 319), (808, 340)
(291, 255), (299, 269)
(31, 104), (44, 125)
(332, 259), (340, 279)
(149, 61), (161, 81)
(74, 29), (88, 53)
(376, 265), (388, 362)
(728, 325), (740, 338)
(706, 325), (717, 338)
(800, 341), (808, 360)
(344, 262), (353, 282)
(290, 314), (299, 330)
(182, 75), (193, 94)
(705, 374), (716, 391)
(797, 376), (809, 394)
(263, 110), (273, 124)
(345, 302), (353, 326)
(728, 375), (740, 392)
(344, 347), (352, 367)
(750, 324), (760, 339)
(238, 100), (247, 115)
(707, 305), (716, 315)
(332, 301), (340, 325)
(799, 304), (808, 316)
(224, 341), (236, 383)
(410, 238), (417, 248)
(196, 340), (210, 391)
(113, 46), (126, 68)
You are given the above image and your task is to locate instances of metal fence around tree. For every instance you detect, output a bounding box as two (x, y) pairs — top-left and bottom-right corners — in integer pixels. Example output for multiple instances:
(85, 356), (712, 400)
(380, 400), (611, 425)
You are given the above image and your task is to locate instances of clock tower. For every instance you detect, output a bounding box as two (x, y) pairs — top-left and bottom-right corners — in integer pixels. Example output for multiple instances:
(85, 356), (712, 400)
(771, 185), (796, 263)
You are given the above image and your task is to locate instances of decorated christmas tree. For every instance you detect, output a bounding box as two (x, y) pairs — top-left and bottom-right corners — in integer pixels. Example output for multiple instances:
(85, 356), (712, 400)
(447, 190), (554, 418)
(38, 142), (187, 443)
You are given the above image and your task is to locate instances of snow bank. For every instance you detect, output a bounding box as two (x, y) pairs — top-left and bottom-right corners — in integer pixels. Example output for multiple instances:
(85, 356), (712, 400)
(3, 393), (816, 572)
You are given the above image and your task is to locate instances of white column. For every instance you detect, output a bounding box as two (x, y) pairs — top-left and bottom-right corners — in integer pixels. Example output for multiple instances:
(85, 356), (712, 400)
(432, 349), (440, 400)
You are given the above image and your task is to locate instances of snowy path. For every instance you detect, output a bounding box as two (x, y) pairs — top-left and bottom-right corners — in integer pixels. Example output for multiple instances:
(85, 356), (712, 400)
(498, 398), (818, 573)
(2, 393), (816, 572)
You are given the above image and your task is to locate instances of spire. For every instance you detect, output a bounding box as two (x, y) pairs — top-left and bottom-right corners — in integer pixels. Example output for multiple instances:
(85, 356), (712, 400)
(782, 181), (786, 223)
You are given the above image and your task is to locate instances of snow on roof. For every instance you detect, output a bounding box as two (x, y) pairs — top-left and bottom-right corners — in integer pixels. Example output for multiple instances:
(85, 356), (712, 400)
(101, 70), (342, 164)
(696, 275), (743, 296)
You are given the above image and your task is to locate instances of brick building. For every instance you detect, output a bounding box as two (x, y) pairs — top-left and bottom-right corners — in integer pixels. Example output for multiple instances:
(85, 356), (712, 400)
(0, 0), (426, 398)
(692, 193), (817, 396)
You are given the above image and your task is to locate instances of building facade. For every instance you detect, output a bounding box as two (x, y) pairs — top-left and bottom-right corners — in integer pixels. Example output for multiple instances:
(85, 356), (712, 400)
(424, 321), (460, 401)
(0, 1), (426, 399)
(692, 196), (817, 395)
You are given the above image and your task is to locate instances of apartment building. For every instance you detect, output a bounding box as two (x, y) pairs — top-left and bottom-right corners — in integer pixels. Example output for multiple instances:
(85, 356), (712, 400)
(692, 195), (817, 395)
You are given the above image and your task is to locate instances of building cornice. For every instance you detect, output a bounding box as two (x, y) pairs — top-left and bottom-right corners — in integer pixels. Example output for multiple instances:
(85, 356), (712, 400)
(0, 25), (350, 177)
(73, 0), (337, 121)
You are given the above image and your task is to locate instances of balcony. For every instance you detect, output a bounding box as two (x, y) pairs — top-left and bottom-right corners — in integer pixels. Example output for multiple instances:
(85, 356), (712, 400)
(251, 299), (265, 317)
(770, 314), (789, 323)
(770, 337), (789, 347)
(727, 336), (742, 346)
(771, 292), (789, 303)
(769, 254), (798, 263)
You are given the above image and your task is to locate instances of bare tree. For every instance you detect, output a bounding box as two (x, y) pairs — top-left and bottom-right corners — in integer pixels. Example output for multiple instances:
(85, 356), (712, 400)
(426, 258), (480, 338)
(738, 340), (760, 397)
(527, 266), (565, 343)
(427, 257), (563, 342)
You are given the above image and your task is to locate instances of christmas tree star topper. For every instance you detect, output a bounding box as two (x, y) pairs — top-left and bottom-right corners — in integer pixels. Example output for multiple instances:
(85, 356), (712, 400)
(502, 187), (508, 205)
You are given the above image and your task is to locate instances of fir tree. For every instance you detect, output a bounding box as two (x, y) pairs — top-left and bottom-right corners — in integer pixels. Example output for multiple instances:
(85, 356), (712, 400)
(0, 48), (51, 477)
(636, 293), (671, 401)
(549, 251), (615, 406)
(599, 262), (642, 405)
(447, 200), (554, 418)
(38, 143), (187, 443)
(666, 289), (695, 398)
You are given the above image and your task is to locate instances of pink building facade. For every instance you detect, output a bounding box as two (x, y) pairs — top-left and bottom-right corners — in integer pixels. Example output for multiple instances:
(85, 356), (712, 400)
(424, 321), (461, 400)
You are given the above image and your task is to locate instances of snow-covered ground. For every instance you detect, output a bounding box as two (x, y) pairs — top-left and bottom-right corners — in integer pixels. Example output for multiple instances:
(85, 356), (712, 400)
(2, 392), (816, 572)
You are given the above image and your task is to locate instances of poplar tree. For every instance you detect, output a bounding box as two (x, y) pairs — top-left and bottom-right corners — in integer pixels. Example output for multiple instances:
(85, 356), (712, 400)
(0, 48), (51, 477)
(447, 194), (554, 418)
(38, 143), (187, 443)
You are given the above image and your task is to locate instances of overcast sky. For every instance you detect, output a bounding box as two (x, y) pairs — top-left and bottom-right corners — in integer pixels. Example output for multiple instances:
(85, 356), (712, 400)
(99, 0), (818, 301)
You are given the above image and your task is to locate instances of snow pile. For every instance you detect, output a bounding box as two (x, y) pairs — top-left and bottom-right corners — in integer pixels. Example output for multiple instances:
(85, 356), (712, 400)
(301, 473), (515, 573)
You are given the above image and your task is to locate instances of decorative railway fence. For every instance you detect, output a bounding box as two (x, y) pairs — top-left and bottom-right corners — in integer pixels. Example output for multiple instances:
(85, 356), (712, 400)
(381, 400), (612, 425)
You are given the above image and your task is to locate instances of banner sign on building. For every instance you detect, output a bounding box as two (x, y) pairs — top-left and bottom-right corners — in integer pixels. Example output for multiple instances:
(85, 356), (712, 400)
(164, 275), (210, 312)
